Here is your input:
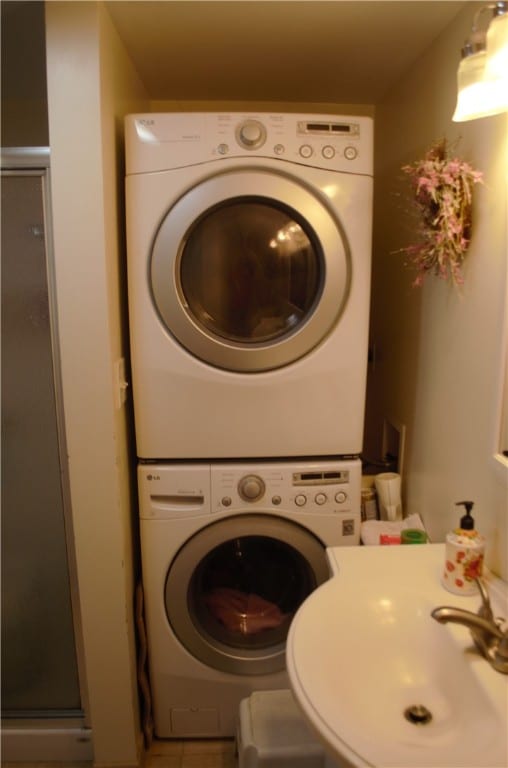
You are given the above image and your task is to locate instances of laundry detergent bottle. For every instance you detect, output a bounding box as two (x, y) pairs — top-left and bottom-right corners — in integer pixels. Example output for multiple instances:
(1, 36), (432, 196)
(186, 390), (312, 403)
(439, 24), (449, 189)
(442, 501), (485, 595)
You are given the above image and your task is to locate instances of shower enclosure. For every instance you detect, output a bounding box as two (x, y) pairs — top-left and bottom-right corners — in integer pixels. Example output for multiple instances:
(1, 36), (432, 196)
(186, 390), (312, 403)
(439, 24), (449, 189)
(1, 149), (92, 761)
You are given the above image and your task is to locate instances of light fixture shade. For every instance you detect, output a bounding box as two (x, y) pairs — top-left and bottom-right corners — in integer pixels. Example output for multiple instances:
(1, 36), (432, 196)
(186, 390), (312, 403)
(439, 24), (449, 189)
(485, 9), (508, 78)
(453, 6), (508, 122)
(452, 50), (500, 121)
(484, 10), (508, 113)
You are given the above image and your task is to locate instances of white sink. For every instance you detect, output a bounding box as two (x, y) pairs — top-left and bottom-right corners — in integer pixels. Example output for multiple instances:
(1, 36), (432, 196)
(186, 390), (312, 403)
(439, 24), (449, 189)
(287, 544), (508, 768)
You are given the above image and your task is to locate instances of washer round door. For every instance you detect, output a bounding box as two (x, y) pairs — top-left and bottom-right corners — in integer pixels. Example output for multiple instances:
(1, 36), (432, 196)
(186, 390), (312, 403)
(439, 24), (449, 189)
(151, 168), (350, 372)
(164, 514), (329, 675)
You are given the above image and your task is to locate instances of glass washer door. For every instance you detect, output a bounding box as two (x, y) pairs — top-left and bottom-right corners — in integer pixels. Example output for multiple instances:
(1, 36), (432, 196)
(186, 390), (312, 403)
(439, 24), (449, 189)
(164, 514), (329, 676)
(151, 168), (350, 372)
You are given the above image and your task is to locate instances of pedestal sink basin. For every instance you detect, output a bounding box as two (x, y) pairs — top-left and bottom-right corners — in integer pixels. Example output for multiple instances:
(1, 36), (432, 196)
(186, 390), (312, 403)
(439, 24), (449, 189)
(287, 544), (507, 767)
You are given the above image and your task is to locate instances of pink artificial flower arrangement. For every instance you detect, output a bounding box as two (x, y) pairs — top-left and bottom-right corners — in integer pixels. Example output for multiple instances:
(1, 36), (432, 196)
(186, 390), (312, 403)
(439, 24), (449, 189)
(400, 139), (483, 287)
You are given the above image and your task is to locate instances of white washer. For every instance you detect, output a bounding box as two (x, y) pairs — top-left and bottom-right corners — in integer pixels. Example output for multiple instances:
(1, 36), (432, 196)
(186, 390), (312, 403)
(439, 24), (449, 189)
(125, 112), (373, 459)
(138, 458), (361, 738)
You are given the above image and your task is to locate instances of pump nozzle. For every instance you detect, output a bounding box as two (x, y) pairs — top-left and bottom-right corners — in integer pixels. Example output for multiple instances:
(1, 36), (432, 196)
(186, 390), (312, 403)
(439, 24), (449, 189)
(456, 500), (475, 530)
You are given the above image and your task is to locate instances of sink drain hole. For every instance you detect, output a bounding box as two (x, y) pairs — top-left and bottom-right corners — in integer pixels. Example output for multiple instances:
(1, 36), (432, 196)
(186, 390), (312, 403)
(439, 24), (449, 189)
(404, 705), (433, 725)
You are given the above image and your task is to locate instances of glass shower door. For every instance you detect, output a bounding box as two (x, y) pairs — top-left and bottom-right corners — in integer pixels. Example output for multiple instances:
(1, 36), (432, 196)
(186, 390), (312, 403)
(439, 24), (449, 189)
(1, 165), (82, 715)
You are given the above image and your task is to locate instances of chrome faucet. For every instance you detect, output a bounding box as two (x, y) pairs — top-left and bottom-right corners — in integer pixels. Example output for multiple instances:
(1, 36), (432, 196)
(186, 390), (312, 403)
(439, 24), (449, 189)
(431, 578), (508, 674)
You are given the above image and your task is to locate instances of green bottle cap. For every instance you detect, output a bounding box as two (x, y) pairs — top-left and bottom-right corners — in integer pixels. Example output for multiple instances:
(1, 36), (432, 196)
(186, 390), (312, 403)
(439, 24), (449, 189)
(401, 529), (427, 544)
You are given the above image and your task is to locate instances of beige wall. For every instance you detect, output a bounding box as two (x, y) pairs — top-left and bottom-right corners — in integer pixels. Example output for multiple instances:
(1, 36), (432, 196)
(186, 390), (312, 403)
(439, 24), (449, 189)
(45, 2), (149, 765)
(149, 99), (374, 116)
(370, 3), (508, 577)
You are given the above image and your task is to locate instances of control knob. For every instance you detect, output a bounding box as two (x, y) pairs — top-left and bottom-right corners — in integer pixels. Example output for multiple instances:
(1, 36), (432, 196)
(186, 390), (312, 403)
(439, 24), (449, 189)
(238, 474), (265, 502)
(236, 119), (267, 150)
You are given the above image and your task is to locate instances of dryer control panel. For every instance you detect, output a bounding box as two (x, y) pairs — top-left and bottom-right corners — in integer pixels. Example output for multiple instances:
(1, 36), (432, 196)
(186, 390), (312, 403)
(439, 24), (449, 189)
(125, 111), (373, 176)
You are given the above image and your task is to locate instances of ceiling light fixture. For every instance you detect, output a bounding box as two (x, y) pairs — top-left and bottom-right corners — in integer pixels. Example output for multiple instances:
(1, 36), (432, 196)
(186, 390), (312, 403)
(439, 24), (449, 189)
(452, 1), (508, 122)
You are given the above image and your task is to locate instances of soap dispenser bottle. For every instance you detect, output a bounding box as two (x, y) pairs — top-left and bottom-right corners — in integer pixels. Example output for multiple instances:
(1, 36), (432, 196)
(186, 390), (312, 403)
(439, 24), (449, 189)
(442, 501), (485, 595)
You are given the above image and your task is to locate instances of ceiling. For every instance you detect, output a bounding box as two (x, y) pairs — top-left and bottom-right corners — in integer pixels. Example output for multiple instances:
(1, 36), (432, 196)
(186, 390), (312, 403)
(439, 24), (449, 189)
(105, 1), (466, 104)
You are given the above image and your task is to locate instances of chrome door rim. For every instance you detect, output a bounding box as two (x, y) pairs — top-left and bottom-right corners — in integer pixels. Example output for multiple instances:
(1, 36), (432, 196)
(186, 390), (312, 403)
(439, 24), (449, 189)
(164, 514), (329, 675)
(151, 167), (350, 372)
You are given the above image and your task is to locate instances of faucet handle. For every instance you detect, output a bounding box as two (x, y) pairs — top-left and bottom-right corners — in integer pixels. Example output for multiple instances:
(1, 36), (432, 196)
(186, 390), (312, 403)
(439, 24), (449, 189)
(475, 577), (494, 622)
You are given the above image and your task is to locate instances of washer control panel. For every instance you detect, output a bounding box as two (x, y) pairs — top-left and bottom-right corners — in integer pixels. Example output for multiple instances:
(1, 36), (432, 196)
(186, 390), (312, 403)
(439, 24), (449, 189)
(139, 459), (361, 543)
(211, 459), (361, 519)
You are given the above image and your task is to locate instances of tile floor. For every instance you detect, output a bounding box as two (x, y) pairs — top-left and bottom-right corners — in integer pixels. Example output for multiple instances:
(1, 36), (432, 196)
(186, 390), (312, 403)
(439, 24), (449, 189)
(1, 739), (237, 768)
(1, 764), (92, 768)
(145, 739), (237, 768)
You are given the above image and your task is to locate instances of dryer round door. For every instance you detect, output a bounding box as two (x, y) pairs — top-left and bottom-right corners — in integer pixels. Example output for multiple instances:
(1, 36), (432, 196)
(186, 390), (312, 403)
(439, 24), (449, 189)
(151, 168), (350, 372)
(164, 514), (329, 675)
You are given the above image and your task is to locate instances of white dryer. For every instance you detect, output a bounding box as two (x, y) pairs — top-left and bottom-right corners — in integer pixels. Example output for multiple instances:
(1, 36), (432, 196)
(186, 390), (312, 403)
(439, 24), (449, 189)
(138, 458), (360, 737)
(125, 112), (373, 459)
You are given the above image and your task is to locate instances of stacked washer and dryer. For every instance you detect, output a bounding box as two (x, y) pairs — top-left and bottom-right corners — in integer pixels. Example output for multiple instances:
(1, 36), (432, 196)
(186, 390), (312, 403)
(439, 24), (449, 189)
(125, 112), (373, 738)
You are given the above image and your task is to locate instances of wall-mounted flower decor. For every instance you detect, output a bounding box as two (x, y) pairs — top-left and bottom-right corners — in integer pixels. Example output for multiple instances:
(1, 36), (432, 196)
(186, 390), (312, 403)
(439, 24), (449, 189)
(399, 139), (483, 288)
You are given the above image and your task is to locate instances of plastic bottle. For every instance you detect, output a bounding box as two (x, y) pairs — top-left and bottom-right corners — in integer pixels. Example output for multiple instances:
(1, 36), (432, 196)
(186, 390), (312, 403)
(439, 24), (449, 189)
(442, 501), (485, 595)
